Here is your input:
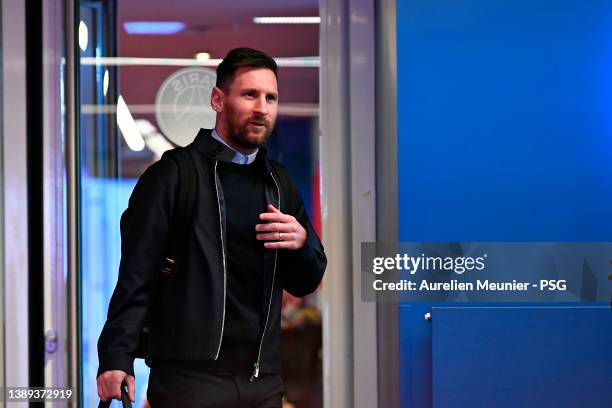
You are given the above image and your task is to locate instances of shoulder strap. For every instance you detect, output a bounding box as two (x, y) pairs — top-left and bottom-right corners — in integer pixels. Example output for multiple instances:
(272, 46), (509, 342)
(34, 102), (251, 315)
(163, 147), (197, 271)
(131, 148), (197, 364)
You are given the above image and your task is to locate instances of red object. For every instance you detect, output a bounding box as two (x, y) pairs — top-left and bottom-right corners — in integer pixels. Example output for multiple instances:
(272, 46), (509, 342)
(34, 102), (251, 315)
(311, 167), (321, 238)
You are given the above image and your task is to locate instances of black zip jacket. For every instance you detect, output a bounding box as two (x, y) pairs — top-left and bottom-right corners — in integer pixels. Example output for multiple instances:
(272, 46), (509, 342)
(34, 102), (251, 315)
(97, 129), (327, 379)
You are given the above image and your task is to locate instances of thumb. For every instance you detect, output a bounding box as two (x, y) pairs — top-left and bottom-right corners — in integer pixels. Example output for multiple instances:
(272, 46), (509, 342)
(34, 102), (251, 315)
(126, 375), (136, 402)
(267, 204), (281, 213)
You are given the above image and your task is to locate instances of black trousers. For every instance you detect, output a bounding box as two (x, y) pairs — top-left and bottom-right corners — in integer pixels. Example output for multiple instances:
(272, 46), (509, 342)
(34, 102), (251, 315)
(147, 362), (284, 408)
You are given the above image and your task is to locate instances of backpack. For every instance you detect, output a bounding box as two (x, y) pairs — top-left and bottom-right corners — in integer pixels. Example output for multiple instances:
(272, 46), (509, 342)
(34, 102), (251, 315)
(134, 147), (198, 366)
(99, 148), (196, 408)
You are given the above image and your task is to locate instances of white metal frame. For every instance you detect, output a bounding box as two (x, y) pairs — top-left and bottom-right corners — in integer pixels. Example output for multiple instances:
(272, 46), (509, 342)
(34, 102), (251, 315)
(2, 0), (30, 394)
(375, 0), (400, 406)
(319, 0), (353, 406)
(347, 0), (379, 407)
(1, 2), (75, 406)
(65, 0), (80, 405)
(42, 0), (71, 401)
(320, 0), (399, 407)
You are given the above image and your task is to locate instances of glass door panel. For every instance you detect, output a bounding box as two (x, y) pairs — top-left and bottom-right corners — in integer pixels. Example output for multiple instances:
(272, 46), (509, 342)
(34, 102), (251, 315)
(77, 1), (322, 407)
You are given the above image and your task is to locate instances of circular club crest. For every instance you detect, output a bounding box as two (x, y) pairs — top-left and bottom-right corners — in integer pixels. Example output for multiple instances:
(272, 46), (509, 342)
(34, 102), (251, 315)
(155, 67), (217, 146)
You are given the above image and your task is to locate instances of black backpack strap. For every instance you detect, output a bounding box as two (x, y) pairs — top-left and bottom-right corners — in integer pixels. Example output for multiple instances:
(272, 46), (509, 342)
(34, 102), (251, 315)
(133, 148), (197, 365)
(162, 147), (197, 272)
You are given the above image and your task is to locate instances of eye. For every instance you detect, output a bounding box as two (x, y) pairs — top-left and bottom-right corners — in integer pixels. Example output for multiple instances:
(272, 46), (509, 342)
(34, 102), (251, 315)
(243, 90), (257, 98)
(266, 94), (278, 103)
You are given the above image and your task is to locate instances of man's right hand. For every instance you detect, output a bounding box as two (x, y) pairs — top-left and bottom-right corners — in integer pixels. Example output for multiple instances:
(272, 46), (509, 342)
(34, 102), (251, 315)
(97, 370), (135, 402)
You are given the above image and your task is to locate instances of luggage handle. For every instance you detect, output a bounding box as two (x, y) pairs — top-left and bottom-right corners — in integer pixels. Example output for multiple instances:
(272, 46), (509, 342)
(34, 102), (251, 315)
(98, 381), (132, 408)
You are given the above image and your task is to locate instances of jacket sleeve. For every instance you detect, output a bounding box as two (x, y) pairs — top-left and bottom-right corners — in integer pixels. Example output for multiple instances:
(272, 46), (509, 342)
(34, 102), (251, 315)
(277, 173), (327, 297)
(97, 156), (178, 377)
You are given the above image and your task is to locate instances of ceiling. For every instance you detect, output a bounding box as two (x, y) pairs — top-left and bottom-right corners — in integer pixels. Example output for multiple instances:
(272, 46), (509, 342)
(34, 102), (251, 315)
(117, 0), (320, 105)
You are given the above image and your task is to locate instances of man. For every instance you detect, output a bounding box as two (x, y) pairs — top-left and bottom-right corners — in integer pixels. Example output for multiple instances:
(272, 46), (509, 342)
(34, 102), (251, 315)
(97, 48), (327, 407)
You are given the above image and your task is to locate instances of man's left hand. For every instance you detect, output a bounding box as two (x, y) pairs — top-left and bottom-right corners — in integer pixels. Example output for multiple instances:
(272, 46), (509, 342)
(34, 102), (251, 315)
(256, 204), (307, 250)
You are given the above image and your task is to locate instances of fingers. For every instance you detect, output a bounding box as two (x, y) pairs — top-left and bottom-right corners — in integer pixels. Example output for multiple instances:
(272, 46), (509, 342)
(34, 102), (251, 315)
(267, 204), (281, 213)
(97, 375), (110, 401)
(264, 240), (299, 250)
(258, 213), (292, 223)
(255, 219), (298, 243)
(109, 377), (122, 401)
(259, 208), (292, 223)
(256, 232), (296, 242)
(257, 205), (307, 250)
(255, 221), (295, 234)
(111, 374), (123, 400)
(97, 382), (104, 401)
(127, 375), (136, 402)
(97, 370), (129, 401)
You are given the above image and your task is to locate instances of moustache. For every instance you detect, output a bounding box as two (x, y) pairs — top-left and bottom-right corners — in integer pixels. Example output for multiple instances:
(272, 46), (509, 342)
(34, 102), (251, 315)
(246, 118), (271, 128)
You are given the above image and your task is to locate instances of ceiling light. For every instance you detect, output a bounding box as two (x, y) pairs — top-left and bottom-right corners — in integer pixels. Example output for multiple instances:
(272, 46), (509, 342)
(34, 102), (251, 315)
(135, 119), (175, 159)
(103, 69), (109, 97)
(116, 95), (145, 151)
(78, 21), (88, 51)
(253, 16), (320, 24)
(195, 52), (211, 61)
(80, 56), (319, 68)
(123, 21), (186, 35)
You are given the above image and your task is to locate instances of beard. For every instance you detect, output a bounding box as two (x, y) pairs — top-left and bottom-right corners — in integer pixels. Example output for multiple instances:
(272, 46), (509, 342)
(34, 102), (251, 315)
(225, 109), (275, 151)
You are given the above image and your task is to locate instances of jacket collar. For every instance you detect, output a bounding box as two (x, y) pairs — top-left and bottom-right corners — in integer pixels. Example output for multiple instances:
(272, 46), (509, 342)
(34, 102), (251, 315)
(192, 128), (272, 174)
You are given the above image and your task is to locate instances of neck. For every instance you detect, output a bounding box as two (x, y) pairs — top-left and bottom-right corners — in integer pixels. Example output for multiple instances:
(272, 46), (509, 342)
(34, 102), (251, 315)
(213, 125), (257, 155)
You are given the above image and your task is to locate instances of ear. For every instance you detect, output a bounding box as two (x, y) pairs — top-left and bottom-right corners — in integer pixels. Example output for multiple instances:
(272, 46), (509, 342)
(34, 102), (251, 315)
(211, 86), (225, 113)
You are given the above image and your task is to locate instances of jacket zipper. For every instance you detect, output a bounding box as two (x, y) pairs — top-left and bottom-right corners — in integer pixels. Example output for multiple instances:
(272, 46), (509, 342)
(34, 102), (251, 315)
(250, 171), (281, 382)
(213, 160), (227, 360)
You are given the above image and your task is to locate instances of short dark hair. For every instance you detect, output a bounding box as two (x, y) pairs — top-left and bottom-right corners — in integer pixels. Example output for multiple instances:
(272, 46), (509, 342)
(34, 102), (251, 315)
(215, 47), (278, 90)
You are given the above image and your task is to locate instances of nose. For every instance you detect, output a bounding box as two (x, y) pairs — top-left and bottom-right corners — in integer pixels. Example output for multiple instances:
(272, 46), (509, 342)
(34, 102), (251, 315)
(254, 95), (268, 115)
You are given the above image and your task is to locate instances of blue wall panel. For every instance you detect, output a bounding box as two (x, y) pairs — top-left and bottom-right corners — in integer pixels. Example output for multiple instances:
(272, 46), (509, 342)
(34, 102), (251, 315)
(397, 0), (612, 242)
(395, 1), (612, 407)
(432, 307), (612, 408)
(399, 304), (433, 408)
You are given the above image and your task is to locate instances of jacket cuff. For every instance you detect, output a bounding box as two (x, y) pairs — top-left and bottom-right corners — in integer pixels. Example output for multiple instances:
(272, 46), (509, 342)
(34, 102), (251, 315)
(293, 223), (319, 261)
(97, 353), (135, 378)
(282, 223), (325, 296)
(293, 236), (316, 262)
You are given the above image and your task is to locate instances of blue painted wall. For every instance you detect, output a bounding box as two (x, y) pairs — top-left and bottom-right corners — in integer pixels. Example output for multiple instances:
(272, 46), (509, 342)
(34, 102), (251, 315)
(431, 307), (612, 407)
(395, 1), (612, 407)
(397, 0), (612, 242)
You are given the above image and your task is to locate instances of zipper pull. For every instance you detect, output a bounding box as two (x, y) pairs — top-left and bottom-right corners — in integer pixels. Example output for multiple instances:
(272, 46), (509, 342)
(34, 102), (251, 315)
(250, 363), (260, 382)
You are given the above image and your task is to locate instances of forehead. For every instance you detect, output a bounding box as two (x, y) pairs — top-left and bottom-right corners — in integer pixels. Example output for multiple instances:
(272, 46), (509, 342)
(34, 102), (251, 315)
(228, 67), (278, 93)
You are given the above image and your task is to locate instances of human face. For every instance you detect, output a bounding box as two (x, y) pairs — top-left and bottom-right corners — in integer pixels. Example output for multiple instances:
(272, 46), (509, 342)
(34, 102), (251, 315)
(211, 67), (279, 153)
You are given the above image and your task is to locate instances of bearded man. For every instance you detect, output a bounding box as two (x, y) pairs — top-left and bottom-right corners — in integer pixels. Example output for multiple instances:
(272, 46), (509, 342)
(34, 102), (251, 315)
(97, 47), (327, 408)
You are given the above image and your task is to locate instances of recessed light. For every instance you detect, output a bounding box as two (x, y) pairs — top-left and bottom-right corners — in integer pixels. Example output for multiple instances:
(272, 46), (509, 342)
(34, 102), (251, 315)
(123, 21), (186, 35)
(103, 69), (109, 97)
(116, 95), (145, 151)
(80, 56), (320, 68)
(253, 16), (320, 24)
(195, 52), (211, 61)
(79, 21), (88, 51)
